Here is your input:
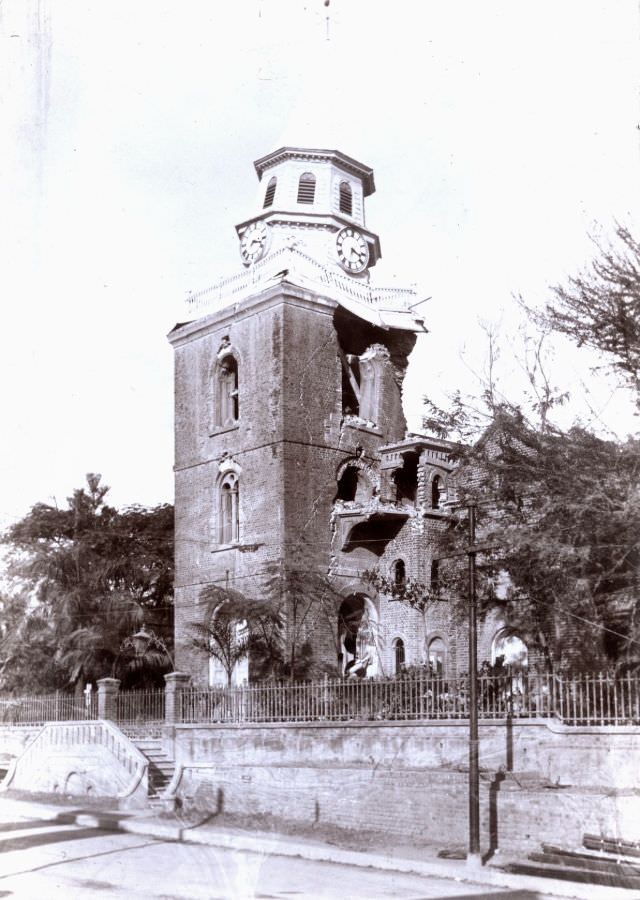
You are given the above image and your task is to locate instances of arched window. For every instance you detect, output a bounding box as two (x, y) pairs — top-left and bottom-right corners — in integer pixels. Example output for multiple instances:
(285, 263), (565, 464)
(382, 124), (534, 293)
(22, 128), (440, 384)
(393, 559), (406, 588)
(339, 181), (353, 215)
(219, 472), (239, 544)
(263, 176), (277, 208)
(215, 355), (239, 428)
(491, 630), (528, 670)
(431, 474), (443, 510)
(393, 638), (405, 674)
(297, 172), (316, 204)
(208, 615), (249, 686)
(428, 637), (446, 675)
(430, 559), (440, 595)
(338, 594), (378, 676)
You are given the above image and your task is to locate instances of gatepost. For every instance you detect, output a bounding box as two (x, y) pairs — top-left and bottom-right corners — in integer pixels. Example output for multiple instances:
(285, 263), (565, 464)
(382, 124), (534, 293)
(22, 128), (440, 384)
(164, 672), (191, 724)
(97, 677), (120, 721)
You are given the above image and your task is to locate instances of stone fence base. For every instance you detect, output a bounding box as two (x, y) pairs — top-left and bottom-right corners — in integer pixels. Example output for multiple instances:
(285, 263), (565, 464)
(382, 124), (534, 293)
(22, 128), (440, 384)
(162, 719), (640, 855)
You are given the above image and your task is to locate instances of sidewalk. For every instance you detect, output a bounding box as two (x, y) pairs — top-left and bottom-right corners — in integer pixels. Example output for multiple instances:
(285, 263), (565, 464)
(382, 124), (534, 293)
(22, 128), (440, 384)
(0, 793), (634, 900)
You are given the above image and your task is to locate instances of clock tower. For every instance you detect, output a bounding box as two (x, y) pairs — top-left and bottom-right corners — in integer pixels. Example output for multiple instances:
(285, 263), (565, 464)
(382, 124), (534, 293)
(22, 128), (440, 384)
(170, 146), (428, 685)
(236, 147), (381, 279)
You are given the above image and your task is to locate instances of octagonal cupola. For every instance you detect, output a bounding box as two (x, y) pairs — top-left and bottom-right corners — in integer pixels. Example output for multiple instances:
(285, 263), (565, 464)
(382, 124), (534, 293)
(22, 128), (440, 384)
(235, 146), (381, 279)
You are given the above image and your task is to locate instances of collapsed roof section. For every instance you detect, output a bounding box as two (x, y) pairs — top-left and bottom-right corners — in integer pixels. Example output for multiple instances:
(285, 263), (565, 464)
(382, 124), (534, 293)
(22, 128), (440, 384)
(181, 246), (428, 335)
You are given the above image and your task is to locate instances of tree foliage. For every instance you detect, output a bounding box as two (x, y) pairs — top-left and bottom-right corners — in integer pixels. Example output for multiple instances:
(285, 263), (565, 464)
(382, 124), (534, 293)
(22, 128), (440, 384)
(363, 569), (439, 614)
(417, 224), (640, 674)
(191, 585), (284, 686)
(448, 413), (640, 672)
(260, 543), (344, 680)
(537, 224), (640, 403)
(190, 542), (346, 683)
(1, 474), (174, 693)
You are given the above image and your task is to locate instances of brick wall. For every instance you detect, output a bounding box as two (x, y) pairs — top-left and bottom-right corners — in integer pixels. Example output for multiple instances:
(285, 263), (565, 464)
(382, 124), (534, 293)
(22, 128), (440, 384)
(170, 282), (504, 684)
(167, 719), (640, 854)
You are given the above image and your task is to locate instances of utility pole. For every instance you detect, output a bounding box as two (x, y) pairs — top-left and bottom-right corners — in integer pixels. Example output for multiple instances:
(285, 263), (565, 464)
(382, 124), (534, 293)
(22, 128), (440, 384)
(467, 501), (481, 865)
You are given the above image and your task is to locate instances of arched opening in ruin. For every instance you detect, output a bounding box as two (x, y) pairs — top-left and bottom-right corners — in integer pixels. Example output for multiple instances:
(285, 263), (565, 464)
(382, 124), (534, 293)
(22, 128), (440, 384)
(392, 452), (419, 504)
(337, 594), (379, 677)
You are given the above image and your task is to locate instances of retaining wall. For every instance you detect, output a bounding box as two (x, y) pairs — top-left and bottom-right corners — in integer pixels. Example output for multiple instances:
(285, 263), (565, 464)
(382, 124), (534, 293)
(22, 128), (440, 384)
(167, 718), (640, 789)
(165, 718), (640, 853)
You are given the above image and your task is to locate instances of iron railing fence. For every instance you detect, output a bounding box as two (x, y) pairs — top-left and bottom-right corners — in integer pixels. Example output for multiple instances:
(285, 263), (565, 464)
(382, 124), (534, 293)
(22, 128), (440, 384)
(113, 688), (165, 726)
(0, 692), (98, 726)
(178, 671), (640, 727)
(1, 672), (639, 729)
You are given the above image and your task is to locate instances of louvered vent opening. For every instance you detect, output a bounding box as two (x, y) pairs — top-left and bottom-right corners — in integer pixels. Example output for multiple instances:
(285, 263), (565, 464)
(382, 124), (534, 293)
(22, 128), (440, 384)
(297, 173), (316, 204)
(339, 181), (353, 215)
(263, 176), (276, 208)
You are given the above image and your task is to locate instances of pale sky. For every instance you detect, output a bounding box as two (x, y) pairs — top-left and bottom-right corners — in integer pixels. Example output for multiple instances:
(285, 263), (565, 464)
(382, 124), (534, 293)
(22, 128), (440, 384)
(1, 0), (639, 528)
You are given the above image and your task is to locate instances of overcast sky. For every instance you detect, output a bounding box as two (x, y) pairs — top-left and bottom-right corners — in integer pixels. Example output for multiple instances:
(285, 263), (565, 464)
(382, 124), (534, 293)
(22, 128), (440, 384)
(1, 0), (639, 527)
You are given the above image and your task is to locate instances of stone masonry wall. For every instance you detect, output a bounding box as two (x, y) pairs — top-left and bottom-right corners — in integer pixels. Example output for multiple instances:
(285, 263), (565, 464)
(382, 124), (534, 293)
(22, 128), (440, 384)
(167, 719), (640, 853)
(171, 282), (506, 684)
(171, 283), (429, 682)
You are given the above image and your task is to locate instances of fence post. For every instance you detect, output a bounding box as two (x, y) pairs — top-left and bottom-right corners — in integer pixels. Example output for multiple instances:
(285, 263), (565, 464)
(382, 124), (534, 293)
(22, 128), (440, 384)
(323, 673), (329, 720)
(97, 677), (120, 721)
(164, 672), (191, 725)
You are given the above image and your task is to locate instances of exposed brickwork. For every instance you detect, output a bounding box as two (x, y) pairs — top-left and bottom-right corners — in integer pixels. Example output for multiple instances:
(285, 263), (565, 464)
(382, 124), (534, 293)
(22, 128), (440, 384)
(168, 720), (640, 853)
(170, 285), (501, 683)
(181, 764), (493, 847)
(170, 281), (504, 683)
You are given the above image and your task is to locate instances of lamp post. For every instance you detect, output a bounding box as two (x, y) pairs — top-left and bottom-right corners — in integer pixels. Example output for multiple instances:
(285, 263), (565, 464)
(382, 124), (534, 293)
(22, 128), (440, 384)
(115, 623), (175, 674)
(131, 623), (153, 656)
(467, 502), (481, 864)
(133, 623), (175, 668)
(441, 496), (494, 863)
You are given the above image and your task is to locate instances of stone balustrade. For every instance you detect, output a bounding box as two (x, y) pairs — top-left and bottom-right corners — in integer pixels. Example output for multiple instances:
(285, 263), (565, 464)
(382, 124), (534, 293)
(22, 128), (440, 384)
(1, 719), (149, 803)
(185, 247), (417, 316)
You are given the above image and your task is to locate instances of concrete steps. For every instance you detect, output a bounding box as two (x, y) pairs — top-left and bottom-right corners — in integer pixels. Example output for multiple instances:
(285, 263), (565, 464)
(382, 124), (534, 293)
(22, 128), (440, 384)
(503, 839), (640, 890)
(133, 738), (174, 799)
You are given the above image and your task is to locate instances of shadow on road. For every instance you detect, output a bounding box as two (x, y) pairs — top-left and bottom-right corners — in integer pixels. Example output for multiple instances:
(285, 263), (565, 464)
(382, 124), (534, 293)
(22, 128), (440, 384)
(0, 825), (114, 853)
(428, 892), (540, 899)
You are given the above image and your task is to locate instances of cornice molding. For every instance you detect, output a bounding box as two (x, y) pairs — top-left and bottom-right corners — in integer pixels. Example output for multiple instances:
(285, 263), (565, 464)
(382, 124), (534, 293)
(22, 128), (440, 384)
(168, 281), (336, 347)
(253, 147), (375, 195)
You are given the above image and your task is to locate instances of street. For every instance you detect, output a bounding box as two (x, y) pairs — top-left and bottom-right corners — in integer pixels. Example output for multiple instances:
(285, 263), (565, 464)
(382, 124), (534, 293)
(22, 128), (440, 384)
(0, 813), (545, 899)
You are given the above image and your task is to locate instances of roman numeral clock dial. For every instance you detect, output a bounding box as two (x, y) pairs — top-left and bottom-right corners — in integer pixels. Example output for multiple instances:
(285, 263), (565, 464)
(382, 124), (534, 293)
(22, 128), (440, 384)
(239, 220), (269, 265)
(336, 227), (370, 273)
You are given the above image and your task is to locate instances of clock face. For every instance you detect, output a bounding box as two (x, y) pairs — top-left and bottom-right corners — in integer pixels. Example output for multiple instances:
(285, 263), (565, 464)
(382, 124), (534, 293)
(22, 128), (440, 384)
(336, 227), (369, 273)
(239, 220), (269, 264)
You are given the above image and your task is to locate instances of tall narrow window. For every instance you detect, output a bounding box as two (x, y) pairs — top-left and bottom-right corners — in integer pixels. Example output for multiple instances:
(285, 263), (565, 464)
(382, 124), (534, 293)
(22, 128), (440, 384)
(263, 176), (277, 208)
(393, 559), (406, 588)
(431, 475), (442, 510)
(339, 181), (353, 215)
(430, 559), (440, 595)
(340, 352), (360, 416)
(216, 355), (239, 427)
(393, 453), (418, 504)
(393, 638), (405, 674)
(431, 559), (440, 594)
(297, 172), (316, 204)
(219, 473), (239, 544)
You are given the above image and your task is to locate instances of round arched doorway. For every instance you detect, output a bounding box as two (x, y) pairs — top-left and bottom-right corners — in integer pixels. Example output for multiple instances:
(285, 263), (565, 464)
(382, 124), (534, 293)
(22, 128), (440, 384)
(492, 630), (528, 669)
(338, 594), (379, 677)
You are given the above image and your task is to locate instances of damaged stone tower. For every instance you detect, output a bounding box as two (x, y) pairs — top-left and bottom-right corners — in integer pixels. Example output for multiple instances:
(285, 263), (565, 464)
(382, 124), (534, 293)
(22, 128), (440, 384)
(169, 147), (461, 686)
